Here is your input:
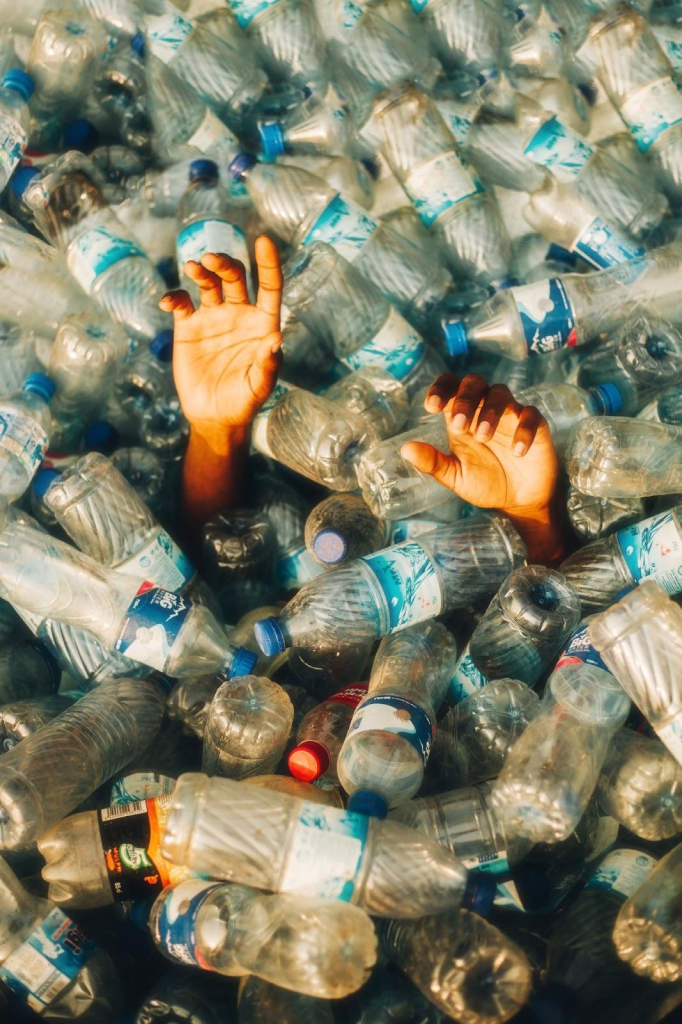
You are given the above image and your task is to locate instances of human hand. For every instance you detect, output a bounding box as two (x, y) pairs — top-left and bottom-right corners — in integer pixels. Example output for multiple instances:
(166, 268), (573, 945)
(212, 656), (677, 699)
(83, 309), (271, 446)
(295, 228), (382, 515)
(160, 235), (283, 442)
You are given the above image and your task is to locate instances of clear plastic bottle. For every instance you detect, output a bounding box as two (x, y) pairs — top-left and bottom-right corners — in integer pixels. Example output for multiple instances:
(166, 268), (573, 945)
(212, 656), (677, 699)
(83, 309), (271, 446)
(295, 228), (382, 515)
(0, 372), (55, 501)
(258, 91), (362, 161)
(161, 772), (493, 919)
(0, 322), (37, 399)
(468, 566), (582, 685)
(201, 509), (277, 618)
(149, 878), (376, 998)
(305, 494), (386, 567)
(516, 381), (624, 453)
(613, 841), (682, 983)
(0, 70), (33, 192)
(596, 727), (682, 841)
(0, 694), (75, 752)
(379, 909), (533, 1024)
(202, 675), (294, 779)
(337, 622), (458, 808)
(567, 486), (646, 541)
(112, 329), (174, 427)
(0, 675), (167, 849)
(566, 416), (682, 498)
(372, 83), (513, 290)
(111, 445), (169, 517)
(254, 513), (526, 653)
(561, 504), (682, 609)
(140, 396), (189, 471)
(410, 0), (504, 80)
(323, 367), (410, 441)
(288, 683), (368, 784)
(589, 582), (682, 763)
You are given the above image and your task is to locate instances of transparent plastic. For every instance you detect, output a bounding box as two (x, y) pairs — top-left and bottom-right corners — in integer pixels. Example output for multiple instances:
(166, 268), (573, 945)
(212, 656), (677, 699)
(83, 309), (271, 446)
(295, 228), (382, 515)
(597, 727), (682, 840)
(566, 485), (645, 540)
(566, 416), (682, 498)
(226, 0), (328, 94)
(0, 694), (74, 752)
(0, 379), (53, 501)
(305, 494), (386, 567)
(202, 675), (294, 779)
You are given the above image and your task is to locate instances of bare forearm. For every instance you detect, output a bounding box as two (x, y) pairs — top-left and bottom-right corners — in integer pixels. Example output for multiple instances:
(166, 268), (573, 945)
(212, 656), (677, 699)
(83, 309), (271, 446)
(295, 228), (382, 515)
(181, 424), (250, 549)
(507, 493), (567, 567)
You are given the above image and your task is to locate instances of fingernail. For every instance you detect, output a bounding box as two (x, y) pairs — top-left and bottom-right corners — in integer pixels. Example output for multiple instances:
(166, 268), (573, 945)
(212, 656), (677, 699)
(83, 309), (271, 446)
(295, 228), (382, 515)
(426, 396), (441, 412)
(513, 441), (526, 457)
(476, 421), (491, 441)
(452, 413), (467, 433)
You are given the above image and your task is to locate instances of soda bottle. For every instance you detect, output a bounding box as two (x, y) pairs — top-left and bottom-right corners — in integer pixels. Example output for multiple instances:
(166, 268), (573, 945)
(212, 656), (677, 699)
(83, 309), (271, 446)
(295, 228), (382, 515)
(288, 683), (368, 785)
(565, 416), (682, 498)
(202, 675), (294, 779)
(0, 71), (33, 193)
(0, 373), (55, 502)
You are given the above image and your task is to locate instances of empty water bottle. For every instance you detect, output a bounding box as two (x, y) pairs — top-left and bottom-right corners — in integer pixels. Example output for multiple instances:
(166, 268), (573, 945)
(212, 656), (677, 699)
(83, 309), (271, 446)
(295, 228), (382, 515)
(0, 70), (33, 193)
(0, 373), (55, 501)
(111, 446), (169, 517)
(516, 381), (624, 453)
(410, 0), (505, 81)
(0, 694), (75, 751)
(202, 675), (294, 779)
(305, 494), (386, 567)
(566, 416), (682, 499)
(323, 366), (411, 439)
(226, 0), (328, 94)
(113, 329), (174, 426)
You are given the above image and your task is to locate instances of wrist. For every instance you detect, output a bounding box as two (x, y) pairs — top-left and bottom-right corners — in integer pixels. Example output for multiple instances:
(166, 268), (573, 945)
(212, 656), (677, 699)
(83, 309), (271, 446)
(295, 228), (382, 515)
(188, 420), (250, 456)
(505, 497), (566, 567)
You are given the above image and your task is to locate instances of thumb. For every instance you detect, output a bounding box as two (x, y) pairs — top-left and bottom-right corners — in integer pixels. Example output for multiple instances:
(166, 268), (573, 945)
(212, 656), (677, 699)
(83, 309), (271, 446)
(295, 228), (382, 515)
(247, 332), (283, 405)
(401, 441), (461, 493)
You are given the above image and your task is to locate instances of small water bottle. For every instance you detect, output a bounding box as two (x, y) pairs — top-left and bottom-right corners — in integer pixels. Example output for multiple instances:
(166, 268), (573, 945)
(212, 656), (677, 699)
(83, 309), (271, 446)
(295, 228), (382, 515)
(258, 90), (363, 161)
(0, 70), (33, 193)
(0, 372), (55, 501)
(202, 675), (294, 779)
(288, 682), (369, 784)
(202, 508), (277, 618)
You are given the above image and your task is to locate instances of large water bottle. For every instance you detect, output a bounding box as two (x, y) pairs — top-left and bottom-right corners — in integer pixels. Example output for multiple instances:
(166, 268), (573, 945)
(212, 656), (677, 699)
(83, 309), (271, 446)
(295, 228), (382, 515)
(227, 156), (453, 328)
(0, 640), (60, 704)
(202, 675), (294, 779)
(0, 71), (33, 193)
(596, 727), (682, 841)
(0, 694), (75, 751)
(466, 566), (582, 686)
(0, 675), (166, 849)
(566, 416), (682, 498)
(254, 513), (526, 653)
(288, 683), (368, 785)
(515, 381), (624, 452)
(409, 0), (505, 80)
(0, 373), (55, 501)
(0, 855), (120, 1021)
(613, 840), (682, 983)
(378, 910), (532, 1024)
(589, 582), (682, 764)
(372, 83), (513, 291)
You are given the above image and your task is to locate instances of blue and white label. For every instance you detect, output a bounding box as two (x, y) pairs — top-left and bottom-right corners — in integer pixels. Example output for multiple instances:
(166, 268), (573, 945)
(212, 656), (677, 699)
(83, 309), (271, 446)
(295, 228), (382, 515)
(556, 622), (610, 673)
(587, 848), (657, 898)
(228, 0), (282, 28)
(146, 11), (193, 63)
(463, 850), (510, 876)
(408, 0), (430, 11)
(0, 411), (48, 473)
(0, 114), (27, 180)
(152, 880), (222, 968)
(177, 219), (249, 280)
(447, 644), (489, 704)
(113, 583), (191, 672)
(404, 151), (483, 228)
(280, 802), (368, 901)
(388, 517), (442, 545)
(524, 116), (593, 181)
(349, 694), (434, 763)
(620, 77), (682, 152)
(435, 99), (475, 147)
(301, 194), (377, 264)
(118, 530), (195, 592)
(343, 308), (425, 381)
(616, 510), (682, 594)
(0, 908), (97, 1013)
(276, 544), (325, 591)
(67, 226), (145, 295)
(251, 379), (298, 458)
(110, 771), (175, 806)
(514, 278), (576, 355)
(572, 216), (645, 270)
(362, 541), (442, 632)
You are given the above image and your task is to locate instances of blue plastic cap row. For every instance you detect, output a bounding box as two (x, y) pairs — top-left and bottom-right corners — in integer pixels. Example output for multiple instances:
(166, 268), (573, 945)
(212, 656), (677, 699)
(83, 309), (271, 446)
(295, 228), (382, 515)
(254, 616), (286, 656)
(189, 159), (219, 181)
(2, 70), (34, 102)
(259, 121), (286, 160)
(23, 373), (56, 403)
(312, 528), (347, 565)
(227, 647), (258, 680)
(443, 319), (469, 358)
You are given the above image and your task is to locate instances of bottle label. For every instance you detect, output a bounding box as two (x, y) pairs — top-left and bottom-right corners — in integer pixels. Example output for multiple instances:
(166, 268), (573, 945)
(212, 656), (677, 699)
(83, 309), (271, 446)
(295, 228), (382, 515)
(280, 802), (368, 901)
(0, 114), (26, 178)
(408, 0), (431, 12)
(118, 530), (195, 592)
(113, 582), (191, 672)
(228, 0), (282, 28)
(276, 543), (325, 591)
(655, 714), (682, 763)
(615, 510), (682, 594)
(436, 102), (475, 147)
(67, 226), (146, 295)
(251, 379), (297, 459)
(147, 11), (193, 62)
(329, 683), (369, 707)
(447, 646), (489, 704)
(98, 796), (190, 902)
(0, 410), (48, 473)
(388, 518), (442, 545)
(514, 278), (576, 355)
(0, 909), (97, 1013)
(152, 879), (222, 968)
(186, 107), (239, 155)
(404, 151), (484, 227)
(571, 216), (645, 270)
(555, 622), (611, 673)
(587, 848), (657, 898)
(349, 694), (434, 764)
(177, 219), (249, 278)
(343, 307), (425, 381)
(362, 541), (442, 632)
(523, 115), (593, 180)
(109, 771), (176, 806)
(619, 76), (682, 152)
(462, 850), (510, 876)
(301, 193), (378, 264)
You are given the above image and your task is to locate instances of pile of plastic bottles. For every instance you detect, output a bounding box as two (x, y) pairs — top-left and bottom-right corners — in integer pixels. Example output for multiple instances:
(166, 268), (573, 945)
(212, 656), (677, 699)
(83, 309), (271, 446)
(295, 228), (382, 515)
(0, 0), (680, 1021)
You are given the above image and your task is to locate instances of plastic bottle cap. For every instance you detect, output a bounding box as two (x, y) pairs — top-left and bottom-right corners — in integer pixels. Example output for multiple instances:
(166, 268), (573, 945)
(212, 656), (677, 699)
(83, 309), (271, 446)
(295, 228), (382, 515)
(64, 118), (99, 153)
(589, 382), (623, 416)
(227, 152), (257, 182)
(10, 165), (40, 198)
(2, 69), (34, 102)
(189, 158), (219, 181)
(443, 320), (469, 358)
(462, 872), (496, 916)
(312, 529), (347, 565)
(546, 243), (577, 267)
(23, 373), (56, 403)
(150, 330), (174, 363)
(288, 741), (330, 782)
(227, 647), (258, 680)
(258, 121), (286, 160)
(85, 420), (119, 453)
(33, 467), (61, 500)
(347, 790), (389, 819)
(130, 32), (145, 57)
(254, 616), (286, 656)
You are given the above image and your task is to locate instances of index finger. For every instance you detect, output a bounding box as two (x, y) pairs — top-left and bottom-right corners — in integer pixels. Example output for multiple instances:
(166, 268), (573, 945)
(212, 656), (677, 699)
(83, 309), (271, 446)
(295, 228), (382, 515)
(255, 235), (283, 324)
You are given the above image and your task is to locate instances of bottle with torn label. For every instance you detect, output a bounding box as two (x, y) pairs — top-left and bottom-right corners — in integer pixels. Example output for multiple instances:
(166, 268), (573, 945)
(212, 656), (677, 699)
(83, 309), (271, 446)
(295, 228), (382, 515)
(589, 582), (682, 764)
(282, 242), (446, 399)
(254, 513), (526, 653)
(0, 373), (55, 502)
(202, 675), (294, 780)
(565, 417), (682, 499)
(0, 694), (75, 752)
(0, 855), (120, 1022)
(372, 83), (513, 292)
(288, 683), (369, 785)
(409, 0), (505, 81)
(613, 840), (682, 983)
(566, 486), (646, 542)
(161, 772), (496, 919)
(305, 494), (387, 567)
(560, 503), (682, 609)
(0, 70), (33, 193)
(337, 622), (458, 810)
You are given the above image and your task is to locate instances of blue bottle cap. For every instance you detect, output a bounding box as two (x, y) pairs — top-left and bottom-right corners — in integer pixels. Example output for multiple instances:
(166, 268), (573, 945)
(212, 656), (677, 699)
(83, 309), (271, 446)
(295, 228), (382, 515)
(189, 158), (219, 181)
(443, 319), (469, 358)
(85, 420), (120, 454)
(546, 243), (577, 267)
(64, 118), (99, 153)
(462, 872), (496, 916)
(33, 467), (61, 500)
(2, 69), (34, 102)
(23, 373), (56, 403)
(150, 330), (174, 362)
(347, 790), (389, 819)
(227, 646), (258, 679)
(589, 382), (623, 416)
(10, 165), (40, 198)
(258, 121), (286, 160)
(227, 152), (257, 182)
(312, 529), (347, 565)
(254, 616), (286, 656)
(29, 640), (62, 692)
(130, 32), (145, 57)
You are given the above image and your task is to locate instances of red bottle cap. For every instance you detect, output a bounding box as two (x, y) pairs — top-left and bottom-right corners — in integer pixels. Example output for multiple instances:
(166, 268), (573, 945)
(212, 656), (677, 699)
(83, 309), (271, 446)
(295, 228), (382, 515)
(288, 740), (330, 783)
